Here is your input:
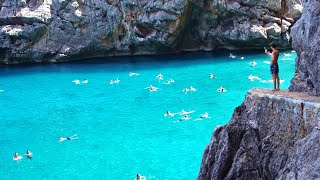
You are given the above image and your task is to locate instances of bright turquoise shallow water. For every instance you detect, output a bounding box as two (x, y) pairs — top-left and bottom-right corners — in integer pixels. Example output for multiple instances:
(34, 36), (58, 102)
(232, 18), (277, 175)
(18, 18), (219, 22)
(0, 51), (295, 180)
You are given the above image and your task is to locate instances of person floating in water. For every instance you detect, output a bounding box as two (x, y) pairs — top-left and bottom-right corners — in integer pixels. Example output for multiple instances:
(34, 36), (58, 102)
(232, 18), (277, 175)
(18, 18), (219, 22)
(165, 111), (175, 117)
(249, 61), (257, 67)
(59, 134), (79, 142)
(179, 115), (191, 122)
(135, 173), (146, 180)
(217, 86), (227, 93)
(82, 79), (88, 84)
(13, 152), (23, 161)
(229, 53), (236, 58)
(25, 150), (32, 159)
(209, 73), (216, 79)
(265, 43), (280, 90)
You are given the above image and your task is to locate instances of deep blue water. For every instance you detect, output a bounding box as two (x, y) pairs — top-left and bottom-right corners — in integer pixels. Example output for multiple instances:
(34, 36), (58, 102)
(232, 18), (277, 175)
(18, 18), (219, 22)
(0, 51), (295, 179)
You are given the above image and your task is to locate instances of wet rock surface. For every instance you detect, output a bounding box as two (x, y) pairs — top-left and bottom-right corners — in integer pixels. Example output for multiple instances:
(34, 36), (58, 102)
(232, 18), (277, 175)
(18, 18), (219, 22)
(0, 0), (302, 64)
(198, 89), (320, 180)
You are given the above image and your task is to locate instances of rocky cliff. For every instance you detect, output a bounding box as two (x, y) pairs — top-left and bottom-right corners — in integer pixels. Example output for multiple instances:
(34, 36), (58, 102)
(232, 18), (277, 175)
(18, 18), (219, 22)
(198, 0), (320, 179)
(0, 0), (302, 64)
(289, 0), (320, 96)
(198, 89), (320, 179)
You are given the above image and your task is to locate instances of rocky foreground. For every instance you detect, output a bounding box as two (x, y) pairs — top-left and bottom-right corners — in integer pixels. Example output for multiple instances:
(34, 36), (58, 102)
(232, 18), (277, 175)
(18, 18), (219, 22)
(198, 89), (320, 179)
(0, 0), (302, 64)
(198, 1), (320, 179)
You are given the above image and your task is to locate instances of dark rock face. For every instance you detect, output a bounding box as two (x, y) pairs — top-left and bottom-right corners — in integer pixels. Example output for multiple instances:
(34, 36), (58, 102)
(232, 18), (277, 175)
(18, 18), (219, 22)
(289, 0), (320, 97)
(184, 0), (302, 50)
(198, 89), (320, 180)
(0, 0), (302, 64)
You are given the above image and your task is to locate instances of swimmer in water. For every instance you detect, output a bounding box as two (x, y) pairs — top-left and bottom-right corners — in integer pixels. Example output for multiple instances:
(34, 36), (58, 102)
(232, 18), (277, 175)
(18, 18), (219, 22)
(72, 79), (81, 84)
(249, 61), (257, 67)
(209, 73), (216, 79)
(201, 112), (209, 118)
(165, 79), (175, 85)
(59, 134), (79, 142)
(217, 86), (227, 93)
(196, 112), (211, 120)
(179, 115), (191, 122)
(239, 57), (244, 60)
(180, 109), (195, 115)
(82, 79), (88, 84)
(164, 81), (171, 85)
(25, 150), (32, 159)
(145, 85), (158, 92)
(129, 72), (140, 77)
(136, 174), (146, 180)
(248, 75), (261, 81)
(165, 111), (174, 117)
(13, 152), (23, 161)
(182, 88), (189, 94)
(156, 73), (163, 80)
(229, 53), (236, 58)
(114, 78), (120, 84)
(190, 86), (196, 92)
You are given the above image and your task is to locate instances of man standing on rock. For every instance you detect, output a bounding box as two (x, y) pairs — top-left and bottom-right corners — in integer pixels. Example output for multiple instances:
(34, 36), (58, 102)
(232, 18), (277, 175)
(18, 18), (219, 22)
(265, 43), (280, 90)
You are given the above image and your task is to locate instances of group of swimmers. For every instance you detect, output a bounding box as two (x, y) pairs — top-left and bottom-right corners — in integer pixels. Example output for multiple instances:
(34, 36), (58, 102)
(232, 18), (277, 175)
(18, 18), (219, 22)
(165, 110), (211, 122)
(13, 135), (78, 161)
(229, 53), (244, 60)
(72, 71), (228, 95)
(231, 52), (293, 67)
(182, 86), (196, 93)
(13, 150), (32, 161)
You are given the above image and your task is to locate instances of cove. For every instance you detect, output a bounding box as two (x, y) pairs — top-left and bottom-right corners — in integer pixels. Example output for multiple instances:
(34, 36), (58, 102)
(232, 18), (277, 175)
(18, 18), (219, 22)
(0, 50), (295, 179)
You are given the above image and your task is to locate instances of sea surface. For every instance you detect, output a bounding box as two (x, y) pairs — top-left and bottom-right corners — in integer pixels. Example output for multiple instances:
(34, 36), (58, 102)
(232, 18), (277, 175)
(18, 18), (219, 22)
(0, 50), (296, 180)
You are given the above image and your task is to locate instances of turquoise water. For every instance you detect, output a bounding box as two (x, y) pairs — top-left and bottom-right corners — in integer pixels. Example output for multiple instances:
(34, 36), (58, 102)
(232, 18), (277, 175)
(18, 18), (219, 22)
(0, 51), (295, 179)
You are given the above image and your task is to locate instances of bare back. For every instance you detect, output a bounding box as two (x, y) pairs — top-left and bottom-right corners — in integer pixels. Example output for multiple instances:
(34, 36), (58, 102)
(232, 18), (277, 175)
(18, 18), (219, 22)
(272, 50), (279, 64)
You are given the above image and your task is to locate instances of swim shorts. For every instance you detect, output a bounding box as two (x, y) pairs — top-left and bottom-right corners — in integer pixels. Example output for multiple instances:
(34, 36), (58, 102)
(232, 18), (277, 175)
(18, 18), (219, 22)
(270, 64), (279, 74)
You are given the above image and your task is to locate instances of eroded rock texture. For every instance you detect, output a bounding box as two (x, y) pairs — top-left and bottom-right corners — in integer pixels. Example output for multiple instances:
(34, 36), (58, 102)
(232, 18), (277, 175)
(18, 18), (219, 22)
(289, 0), (320, 96)
(0, 0), (302, 64)
(198, 89), (320, 180)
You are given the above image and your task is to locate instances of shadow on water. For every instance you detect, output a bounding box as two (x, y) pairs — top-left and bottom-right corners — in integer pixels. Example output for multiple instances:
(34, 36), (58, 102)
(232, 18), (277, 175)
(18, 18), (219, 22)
(0, 49), (269, 75)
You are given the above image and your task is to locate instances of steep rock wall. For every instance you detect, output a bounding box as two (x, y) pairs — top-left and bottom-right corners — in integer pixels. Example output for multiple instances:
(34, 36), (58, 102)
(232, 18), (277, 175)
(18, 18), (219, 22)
(0, 0), (302, 64)
(198, 1), (320, 179)
(198, 89), (320, 180)
(289, 0), (320, 96)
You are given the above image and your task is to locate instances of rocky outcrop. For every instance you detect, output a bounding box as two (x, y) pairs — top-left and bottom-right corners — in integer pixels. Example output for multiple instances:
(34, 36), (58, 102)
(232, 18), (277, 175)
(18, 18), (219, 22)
(0, 0), (302, 64)
(198, 89), (320, 180)
(183, 0), (302, 50)
(289, 0), (320, 96)
(198, 1), (320, 179)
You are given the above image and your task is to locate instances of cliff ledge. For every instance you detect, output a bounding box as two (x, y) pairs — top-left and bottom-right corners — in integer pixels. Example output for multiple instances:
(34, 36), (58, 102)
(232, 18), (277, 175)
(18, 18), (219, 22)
(198, 89), (320, 180)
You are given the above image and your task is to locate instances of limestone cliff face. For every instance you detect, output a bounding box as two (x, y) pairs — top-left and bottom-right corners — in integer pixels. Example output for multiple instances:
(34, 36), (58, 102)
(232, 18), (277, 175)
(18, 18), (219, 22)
(0, 0), (302, 64)
(198, 1), (320, 179)
(198, 89), (320, 180)
(289, 0), (320, 96)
